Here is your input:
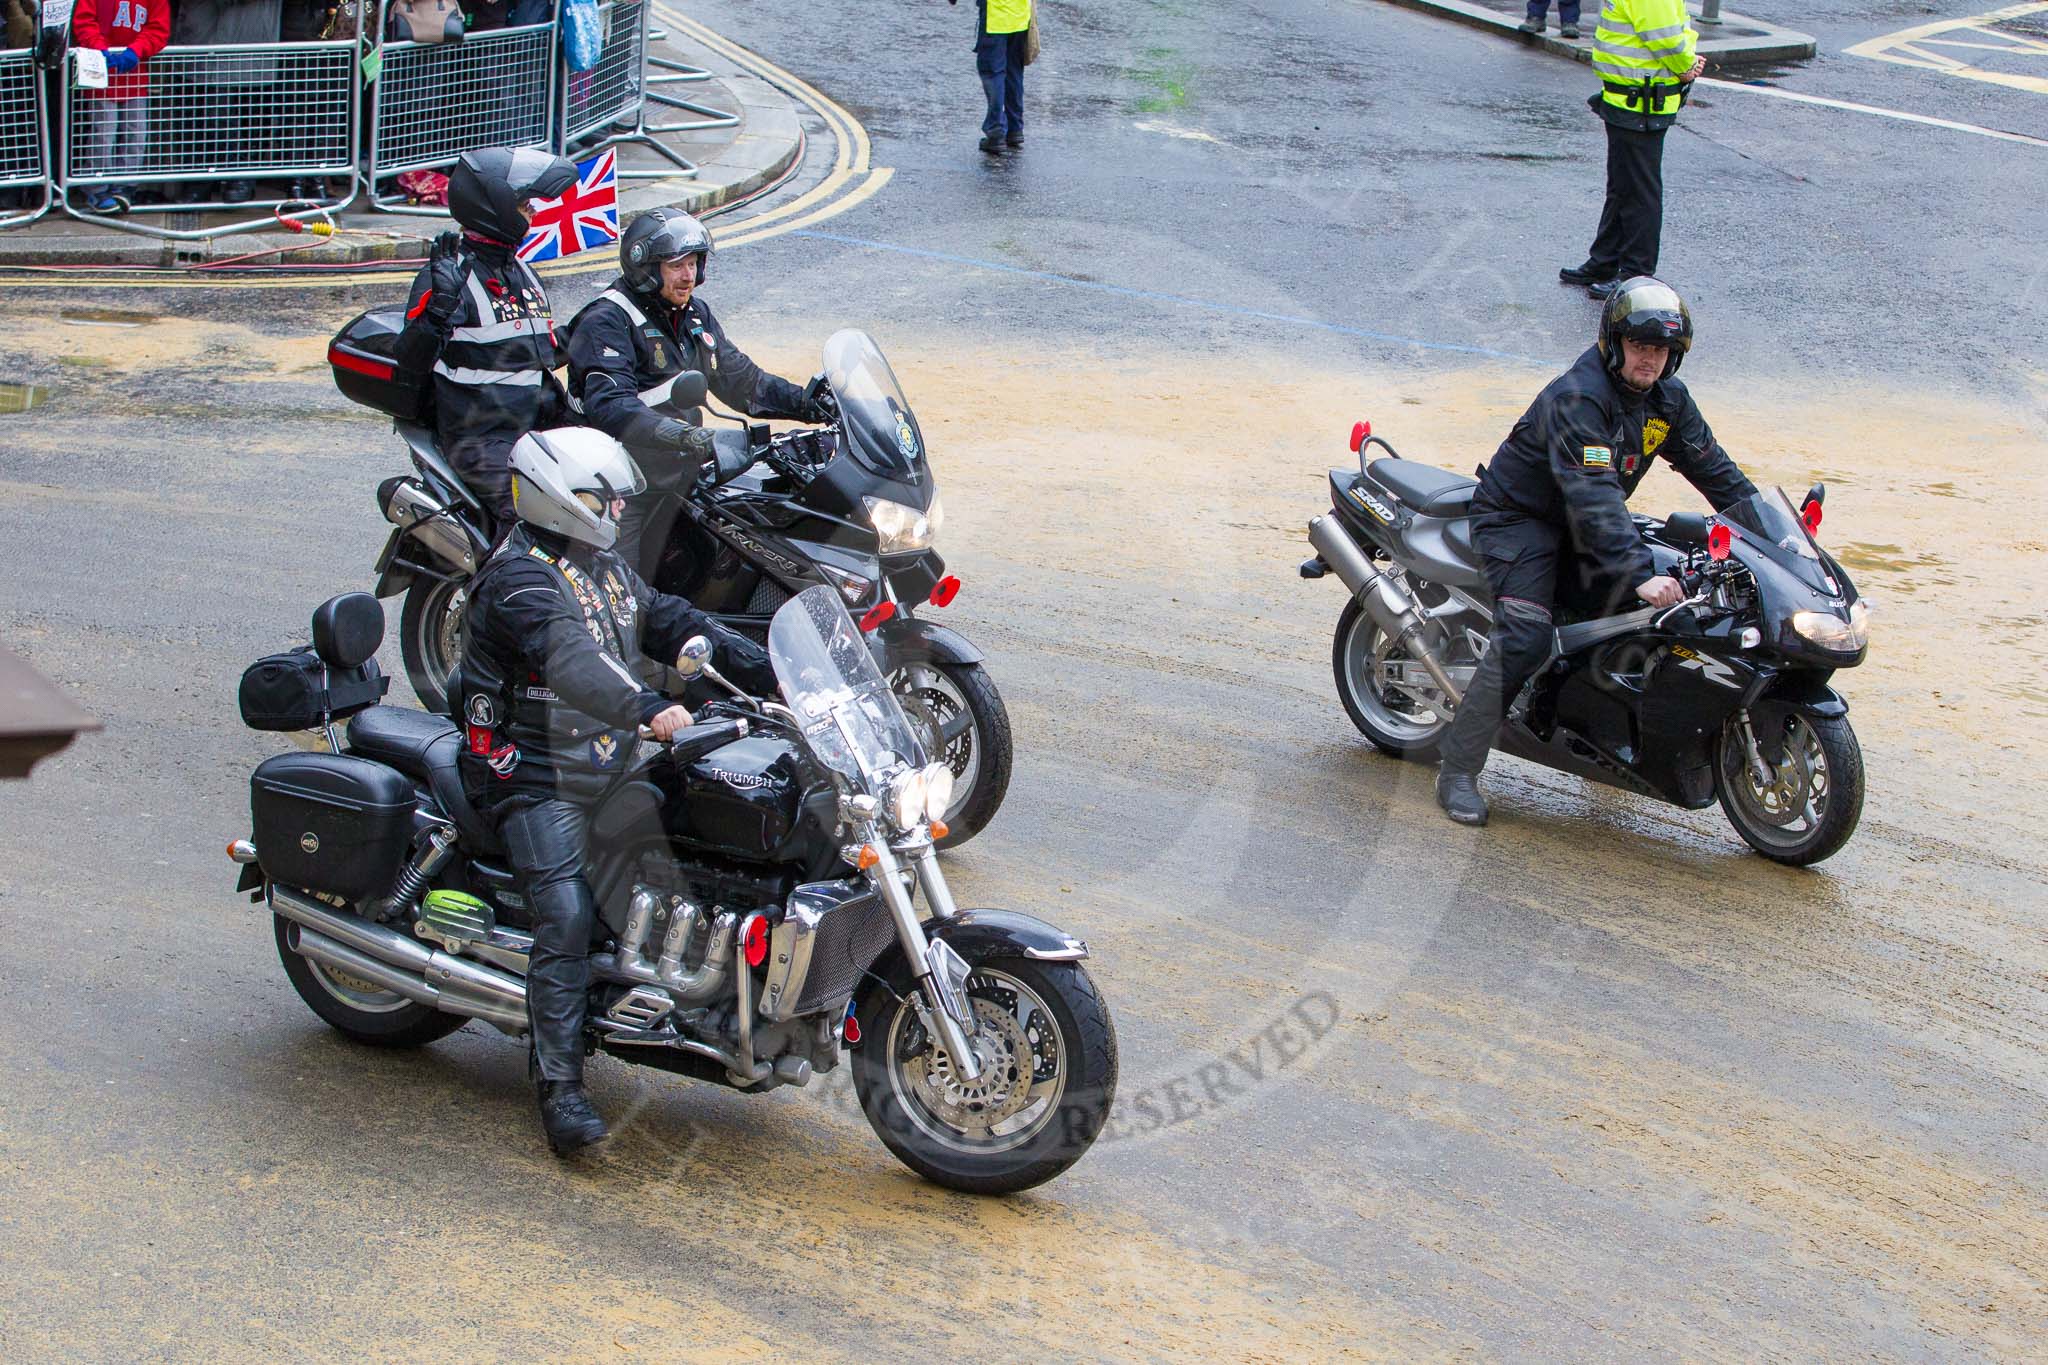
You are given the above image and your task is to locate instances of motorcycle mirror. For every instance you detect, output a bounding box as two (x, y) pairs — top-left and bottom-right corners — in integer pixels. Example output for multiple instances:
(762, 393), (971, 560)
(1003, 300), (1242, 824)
(672, 371), (708, 410)
(1805, 481), (1825, 509)
(675, 635), (712, 679)
(1708, 524), (1733, 561)
(1662, 511), (1709, 546)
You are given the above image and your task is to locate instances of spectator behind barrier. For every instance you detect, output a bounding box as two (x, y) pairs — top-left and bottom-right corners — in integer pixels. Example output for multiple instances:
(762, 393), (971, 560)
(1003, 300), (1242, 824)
(278, 0), (344, 201)
(70, 0), (172, 213)
(168, 0), (284, 206)
(6, 0), (37, 48)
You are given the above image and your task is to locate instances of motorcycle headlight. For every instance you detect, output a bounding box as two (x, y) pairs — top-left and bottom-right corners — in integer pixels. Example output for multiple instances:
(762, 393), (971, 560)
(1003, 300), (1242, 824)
(888, 768), (928, 830)
(921, 762), (955, 822)
(1791, 601), (1870, 652)
(865, 494), (941, 556)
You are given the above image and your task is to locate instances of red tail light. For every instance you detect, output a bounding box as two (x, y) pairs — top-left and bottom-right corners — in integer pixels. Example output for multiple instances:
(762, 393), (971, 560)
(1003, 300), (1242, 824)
(1708, 524), (1732, 561)
(929, 575), (961, 608)
(858, 601), (896, 633)
(328, 344), (396, 380)
(1801, 500), (1823, 534)
(1349, 420), (1371, 453)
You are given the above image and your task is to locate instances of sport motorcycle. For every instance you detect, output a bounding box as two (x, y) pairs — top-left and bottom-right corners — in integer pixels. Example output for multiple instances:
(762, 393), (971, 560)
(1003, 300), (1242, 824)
(1300, 421), (1870, 865)
(328, 319), (1010, 847)
(230, 584), (1115, 1192)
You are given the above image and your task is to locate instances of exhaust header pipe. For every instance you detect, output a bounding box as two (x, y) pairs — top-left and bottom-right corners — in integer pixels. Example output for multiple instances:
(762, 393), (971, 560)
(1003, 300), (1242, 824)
(1308, 515), (1464, 707)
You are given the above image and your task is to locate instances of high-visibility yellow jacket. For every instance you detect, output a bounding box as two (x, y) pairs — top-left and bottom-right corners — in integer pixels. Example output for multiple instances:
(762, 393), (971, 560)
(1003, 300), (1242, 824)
(1593, 0), (1697, 126)
(985, 0), (1031, 37)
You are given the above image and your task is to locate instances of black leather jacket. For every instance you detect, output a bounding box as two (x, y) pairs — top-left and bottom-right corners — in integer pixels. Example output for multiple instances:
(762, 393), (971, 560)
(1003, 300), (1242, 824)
(457, 525), (770, 804)
(564, 279), (806, 483)
(1474, 346), (1757, 585)
(395, 234), (566, 443)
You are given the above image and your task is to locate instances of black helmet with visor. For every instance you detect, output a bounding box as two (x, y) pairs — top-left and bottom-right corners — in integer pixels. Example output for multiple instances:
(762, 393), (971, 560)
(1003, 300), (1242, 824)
(448, 146), (577, 247)
(620, 208), (713, 294)
(1598, 276), (1693, 382)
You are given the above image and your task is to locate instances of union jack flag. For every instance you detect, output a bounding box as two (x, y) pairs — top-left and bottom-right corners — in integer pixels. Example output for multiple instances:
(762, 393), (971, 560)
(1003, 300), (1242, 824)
(517, 150), (619, 263)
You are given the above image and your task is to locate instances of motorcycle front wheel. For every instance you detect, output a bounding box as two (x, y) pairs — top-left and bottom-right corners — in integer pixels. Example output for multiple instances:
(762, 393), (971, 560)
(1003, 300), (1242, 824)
(851, 956), (1117, 1195)
(891, 660), (1011, 848)
(1714, 711), (1864, 866)
(399, 576), (468, 717)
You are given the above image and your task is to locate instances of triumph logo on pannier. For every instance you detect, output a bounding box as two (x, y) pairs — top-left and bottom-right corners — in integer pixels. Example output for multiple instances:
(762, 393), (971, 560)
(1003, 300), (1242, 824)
(300, 832), (320, 853)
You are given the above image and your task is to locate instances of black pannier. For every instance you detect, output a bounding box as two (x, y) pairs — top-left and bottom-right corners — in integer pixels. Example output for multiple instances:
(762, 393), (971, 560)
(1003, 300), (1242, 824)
(251, 753), (417, 902)
(329, 307), (431, 422)
(239, 645), (389, 732)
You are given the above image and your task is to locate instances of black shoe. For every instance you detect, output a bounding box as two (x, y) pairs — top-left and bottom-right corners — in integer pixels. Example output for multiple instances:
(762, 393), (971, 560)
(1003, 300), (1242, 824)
(1005, 132), (1023, 147)
(537, 1080), (610, 1157)
(1586, 277), (1621, 300)
(1561, 23), (1581, 38)
(1517, 18), (1543, 33)
(1436, 769), (1490, 826)
(1558, 262), (1601, 285)
(978, 135), (1005, 155)
(221, 179), (254, 205)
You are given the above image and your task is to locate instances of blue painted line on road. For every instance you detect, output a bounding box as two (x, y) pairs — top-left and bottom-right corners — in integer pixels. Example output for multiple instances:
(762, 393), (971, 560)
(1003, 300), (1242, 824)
(790, 229), (1540, 364)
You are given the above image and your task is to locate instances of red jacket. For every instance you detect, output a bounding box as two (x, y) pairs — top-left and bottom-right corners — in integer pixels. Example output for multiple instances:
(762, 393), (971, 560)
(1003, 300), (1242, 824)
(71, 0), (171, 99)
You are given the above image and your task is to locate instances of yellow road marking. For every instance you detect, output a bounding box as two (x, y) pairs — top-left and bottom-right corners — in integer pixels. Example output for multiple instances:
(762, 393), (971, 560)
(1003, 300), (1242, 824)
(0, 11), (891, 291)
(1846, 2), (2048, 96)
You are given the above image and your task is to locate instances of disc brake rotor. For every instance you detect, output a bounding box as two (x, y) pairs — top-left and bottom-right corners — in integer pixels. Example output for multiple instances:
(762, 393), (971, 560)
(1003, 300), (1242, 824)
(904, 996), (1034, 1129)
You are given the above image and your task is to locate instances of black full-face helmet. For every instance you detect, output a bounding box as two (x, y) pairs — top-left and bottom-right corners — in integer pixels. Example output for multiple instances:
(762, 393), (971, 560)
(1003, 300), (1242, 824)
(620, 207), (713, 294)
(447, 146), (577, 246)
(1598, 276), (1694, 382)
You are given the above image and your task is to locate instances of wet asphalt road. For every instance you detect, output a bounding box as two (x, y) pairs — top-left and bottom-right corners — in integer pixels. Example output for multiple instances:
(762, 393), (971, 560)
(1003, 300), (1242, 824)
(2, 0), (2045, 1358)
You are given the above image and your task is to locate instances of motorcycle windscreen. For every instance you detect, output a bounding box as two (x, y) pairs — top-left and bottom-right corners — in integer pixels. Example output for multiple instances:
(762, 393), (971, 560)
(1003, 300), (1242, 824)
(768, 584), (929, 787)
(822, 329), (927, 484)
(1720, 487), (1835, 593)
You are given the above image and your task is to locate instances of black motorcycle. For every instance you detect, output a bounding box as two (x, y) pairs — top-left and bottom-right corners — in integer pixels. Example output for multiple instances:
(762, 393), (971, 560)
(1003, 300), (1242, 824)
(1301, 423), (1869, 865)
(230, 585), (1115, 1193)
(329, 319), (1011, 847)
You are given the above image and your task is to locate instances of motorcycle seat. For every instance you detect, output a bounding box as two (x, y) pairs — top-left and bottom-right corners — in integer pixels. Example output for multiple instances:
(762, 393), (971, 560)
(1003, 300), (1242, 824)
(346, 705), (503, 856)
(1369, 457), (1479, 517)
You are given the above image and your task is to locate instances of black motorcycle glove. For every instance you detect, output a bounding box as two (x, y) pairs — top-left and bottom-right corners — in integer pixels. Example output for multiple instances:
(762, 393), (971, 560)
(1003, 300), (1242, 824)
(711, 624), (778, 696)
(655, 419), (716, 461)
(702, 428), (756, 487)
(424, 232), (466, 328)
(798, 374), (838, 424)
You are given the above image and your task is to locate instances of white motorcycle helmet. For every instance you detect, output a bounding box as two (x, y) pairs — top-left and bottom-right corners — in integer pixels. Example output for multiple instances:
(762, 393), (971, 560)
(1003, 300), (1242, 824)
(508, 428), (646, 550)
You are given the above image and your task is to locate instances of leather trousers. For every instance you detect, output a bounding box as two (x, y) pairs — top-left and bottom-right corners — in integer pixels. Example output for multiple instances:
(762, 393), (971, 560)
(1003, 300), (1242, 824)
(496, 796), (597, 1083)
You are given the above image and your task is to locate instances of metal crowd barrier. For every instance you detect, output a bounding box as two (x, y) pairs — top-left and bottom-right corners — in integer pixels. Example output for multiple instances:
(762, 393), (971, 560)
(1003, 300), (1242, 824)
(0, 47), (53, 229)
(0, 2), (739, 236)
(369, 20), (557, 214)
(61, 39), (362, 239)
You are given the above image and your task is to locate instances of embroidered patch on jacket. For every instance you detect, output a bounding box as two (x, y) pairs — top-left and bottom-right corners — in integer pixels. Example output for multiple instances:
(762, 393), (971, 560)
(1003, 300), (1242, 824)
(1643, 417), (1669, 456)
(1581, 445), (1614, 470)
(590, 734), (620, 768)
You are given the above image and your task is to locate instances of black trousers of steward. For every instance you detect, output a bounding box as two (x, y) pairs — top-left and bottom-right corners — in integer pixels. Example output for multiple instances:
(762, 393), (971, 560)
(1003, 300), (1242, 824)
(1586, 120), (1667, 281)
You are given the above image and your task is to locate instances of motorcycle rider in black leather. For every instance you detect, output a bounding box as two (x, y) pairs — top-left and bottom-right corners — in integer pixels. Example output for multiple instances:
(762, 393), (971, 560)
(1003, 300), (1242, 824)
(1434, 277), (1757, 826)
(457, 427), (775, 1155)
(395, 146), (579, 526)
(564, 208), (836, 578)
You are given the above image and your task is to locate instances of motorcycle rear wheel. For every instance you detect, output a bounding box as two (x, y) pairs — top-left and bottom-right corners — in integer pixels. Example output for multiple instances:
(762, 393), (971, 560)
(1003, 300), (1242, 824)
(1714, 712), (1864, 866)
(272, 914), (469, 1047)
(851, 956), (1116, 1195)
(399, 576), (467, 717)
(1332, 598), (1452, 761)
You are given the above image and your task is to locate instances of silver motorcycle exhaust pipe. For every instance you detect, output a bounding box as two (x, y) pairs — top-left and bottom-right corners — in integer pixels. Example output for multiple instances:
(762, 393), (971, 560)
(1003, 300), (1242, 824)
(1309, 514), (1466, 707)
(287, 923), (529, 1034)
(272, 885), (528, 1028)
(383, 479), (478, 576)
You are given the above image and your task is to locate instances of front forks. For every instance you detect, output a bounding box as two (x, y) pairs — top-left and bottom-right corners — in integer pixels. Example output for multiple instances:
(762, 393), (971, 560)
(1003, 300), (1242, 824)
(865, 837), (986, 1083)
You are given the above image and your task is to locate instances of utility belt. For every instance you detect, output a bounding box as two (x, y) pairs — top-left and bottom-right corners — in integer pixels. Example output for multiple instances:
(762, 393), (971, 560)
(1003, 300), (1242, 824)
(1603, 78), (1683, 110)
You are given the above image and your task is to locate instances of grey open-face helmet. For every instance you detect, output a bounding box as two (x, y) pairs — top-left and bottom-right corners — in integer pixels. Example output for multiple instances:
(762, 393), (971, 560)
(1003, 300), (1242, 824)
(508, 428), (647, 550)
(448, 146), (578, 246)
(620, 207), (713, 293)
(1598, 276), (1694, 382)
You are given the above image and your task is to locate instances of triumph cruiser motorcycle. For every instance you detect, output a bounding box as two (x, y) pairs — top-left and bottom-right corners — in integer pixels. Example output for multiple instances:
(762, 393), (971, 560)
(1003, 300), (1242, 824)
(328, 320), (1010, 846)
(1301, 422), (1870, 865)
(230, 584), (1116, 1192)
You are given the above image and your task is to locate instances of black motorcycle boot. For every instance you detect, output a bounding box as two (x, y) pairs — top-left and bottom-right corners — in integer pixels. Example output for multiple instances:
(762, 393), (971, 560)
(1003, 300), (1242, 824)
(1436, 767), (1490, 826)
(536, 1078), (609, 1157)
